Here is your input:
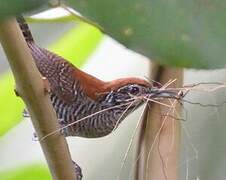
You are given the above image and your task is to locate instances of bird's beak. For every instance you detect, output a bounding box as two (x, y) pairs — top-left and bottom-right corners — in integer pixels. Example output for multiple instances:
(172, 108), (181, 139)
(148, 87), (183, 100)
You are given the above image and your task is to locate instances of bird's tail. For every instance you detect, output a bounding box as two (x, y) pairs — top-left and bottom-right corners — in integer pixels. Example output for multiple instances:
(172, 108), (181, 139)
(16, 16), (34, 43)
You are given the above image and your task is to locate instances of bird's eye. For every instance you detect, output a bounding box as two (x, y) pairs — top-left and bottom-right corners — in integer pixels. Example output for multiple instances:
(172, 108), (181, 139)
(129, 86), (140, 95)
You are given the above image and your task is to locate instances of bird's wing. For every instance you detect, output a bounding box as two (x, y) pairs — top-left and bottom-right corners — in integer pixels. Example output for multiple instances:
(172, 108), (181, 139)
(29, 43), (79, 103)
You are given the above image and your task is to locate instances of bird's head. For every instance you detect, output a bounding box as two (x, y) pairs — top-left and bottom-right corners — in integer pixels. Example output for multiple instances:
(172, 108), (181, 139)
(94, 78), (182, 110)
(74, 69), (182, 110)
(99, 83), (150, 110)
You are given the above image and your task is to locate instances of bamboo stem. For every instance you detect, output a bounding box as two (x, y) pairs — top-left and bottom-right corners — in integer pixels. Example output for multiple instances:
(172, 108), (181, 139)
(136, 63), (183, 180)
(0, 17), (77, 180)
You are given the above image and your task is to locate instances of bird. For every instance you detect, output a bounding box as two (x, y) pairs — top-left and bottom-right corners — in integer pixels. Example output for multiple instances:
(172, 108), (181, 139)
(17, 16), (182, 180)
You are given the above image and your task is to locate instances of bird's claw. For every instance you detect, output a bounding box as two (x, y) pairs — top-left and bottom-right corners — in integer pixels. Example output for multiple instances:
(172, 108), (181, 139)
(72, 161), (83, 180)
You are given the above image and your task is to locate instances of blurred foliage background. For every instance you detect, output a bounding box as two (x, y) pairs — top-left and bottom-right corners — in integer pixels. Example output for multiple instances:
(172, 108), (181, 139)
(1, 1), (226, 180)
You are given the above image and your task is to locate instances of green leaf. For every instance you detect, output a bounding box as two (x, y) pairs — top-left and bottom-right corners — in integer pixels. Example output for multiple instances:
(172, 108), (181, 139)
(0, 164), (50, 180)
(0, 73), (24, 137)
(67, 0), (226, 69)
(0, 0), (47, 20)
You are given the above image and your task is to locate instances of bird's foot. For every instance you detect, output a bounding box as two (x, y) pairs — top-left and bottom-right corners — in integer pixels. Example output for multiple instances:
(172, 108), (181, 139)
(72, 161), (83, 180)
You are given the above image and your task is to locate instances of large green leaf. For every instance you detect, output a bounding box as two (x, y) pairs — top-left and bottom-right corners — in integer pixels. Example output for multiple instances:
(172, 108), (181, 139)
(68, 0), (226, 69)
(0, 164), (50, 180)
(0, 73), (24, 137)
(0, 0), (47, 20)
